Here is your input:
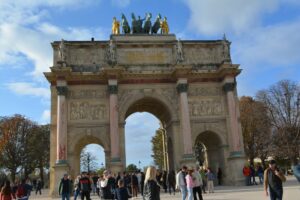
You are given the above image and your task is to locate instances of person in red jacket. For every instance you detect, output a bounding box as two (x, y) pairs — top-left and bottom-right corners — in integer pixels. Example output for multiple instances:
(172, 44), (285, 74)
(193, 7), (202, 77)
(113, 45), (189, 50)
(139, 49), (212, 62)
(243, 165), (251, 186)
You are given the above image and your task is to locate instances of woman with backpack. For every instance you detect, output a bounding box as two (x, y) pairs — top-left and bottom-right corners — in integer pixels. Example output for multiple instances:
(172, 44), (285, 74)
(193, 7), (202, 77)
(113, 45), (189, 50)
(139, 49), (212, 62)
(0, 180), (15, 200)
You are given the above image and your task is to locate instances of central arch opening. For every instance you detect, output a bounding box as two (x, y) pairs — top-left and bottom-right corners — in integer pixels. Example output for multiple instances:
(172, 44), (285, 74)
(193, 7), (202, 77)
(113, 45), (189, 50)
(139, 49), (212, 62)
(123, 97), (173, 170)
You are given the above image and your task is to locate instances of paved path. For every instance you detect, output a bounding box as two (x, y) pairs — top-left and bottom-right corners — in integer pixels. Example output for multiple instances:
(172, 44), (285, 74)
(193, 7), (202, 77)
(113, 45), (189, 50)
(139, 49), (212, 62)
(30, 177), (299, 200)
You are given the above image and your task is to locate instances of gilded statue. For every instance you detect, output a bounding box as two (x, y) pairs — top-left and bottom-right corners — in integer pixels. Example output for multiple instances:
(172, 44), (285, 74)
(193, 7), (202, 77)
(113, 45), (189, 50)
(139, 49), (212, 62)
(112, 17), (120, 34)
(160, 17), (169, 34)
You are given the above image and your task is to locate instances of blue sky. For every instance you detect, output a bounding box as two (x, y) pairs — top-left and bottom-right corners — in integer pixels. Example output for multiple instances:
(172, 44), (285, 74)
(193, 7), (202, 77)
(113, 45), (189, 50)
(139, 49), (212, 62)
(0, 0), (300, 168)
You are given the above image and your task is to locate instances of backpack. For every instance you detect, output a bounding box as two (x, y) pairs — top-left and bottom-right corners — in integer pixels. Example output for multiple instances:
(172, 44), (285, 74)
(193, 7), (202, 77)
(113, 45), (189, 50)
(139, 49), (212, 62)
(16, 184), (26, 198)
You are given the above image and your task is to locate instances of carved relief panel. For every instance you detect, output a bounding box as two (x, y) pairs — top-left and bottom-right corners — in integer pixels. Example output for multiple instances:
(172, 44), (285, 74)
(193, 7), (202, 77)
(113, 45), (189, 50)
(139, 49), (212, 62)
(69, 101), (107, 121)
(189, 99), (223, 117)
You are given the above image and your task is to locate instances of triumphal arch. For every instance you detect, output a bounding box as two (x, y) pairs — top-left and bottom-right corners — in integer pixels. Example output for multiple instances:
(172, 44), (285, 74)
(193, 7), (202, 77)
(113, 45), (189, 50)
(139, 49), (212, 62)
(45, 15), (245, 195)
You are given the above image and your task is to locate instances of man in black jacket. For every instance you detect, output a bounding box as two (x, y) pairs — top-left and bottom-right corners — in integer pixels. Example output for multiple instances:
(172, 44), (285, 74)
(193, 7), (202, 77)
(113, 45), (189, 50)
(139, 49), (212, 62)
(79, 172), (91, 200)
(59, 174), (71, 200)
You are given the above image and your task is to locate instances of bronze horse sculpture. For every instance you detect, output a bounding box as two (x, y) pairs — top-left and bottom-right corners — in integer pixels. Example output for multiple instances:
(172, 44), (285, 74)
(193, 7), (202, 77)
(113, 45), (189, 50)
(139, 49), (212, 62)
(143, 13), (152, 34)
(151, 13), (161, 34)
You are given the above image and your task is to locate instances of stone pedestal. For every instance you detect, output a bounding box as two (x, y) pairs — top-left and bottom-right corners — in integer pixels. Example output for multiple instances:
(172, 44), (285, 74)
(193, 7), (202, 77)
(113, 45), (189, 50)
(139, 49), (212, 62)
(50, 163), (69, 197)
(227, 153), (246, 186)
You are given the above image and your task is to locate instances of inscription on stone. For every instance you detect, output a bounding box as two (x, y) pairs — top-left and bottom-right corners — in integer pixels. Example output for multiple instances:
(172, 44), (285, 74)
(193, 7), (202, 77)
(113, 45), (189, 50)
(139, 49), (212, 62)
(69, 102), (106, 121)
(69, 90), (106, 99)
(189, 99), (223, 116)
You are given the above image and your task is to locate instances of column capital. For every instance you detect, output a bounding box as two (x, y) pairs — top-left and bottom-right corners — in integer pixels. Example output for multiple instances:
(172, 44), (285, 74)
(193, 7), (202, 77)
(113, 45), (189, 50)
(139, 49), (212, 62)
(56, 86), (68, 96)
(177, 83), (188, 93)
(222, 82), (236, 92)
(108, 85), (118, 94)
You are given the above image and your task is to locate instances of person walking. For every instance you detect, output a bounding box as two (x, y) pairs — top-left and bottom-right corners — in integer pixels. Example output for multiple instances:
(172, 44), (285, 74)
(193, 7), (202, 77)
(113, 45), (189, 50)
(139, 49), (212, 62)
(206, 168), (215, 193)
(176, 166), (187, 200)
(35, 179), (42, 195)
(264, 160), (286, 200)
(0, 180), (14, 200)
(185, 169), (194, 200)
(167, 170), (176, 195)
(59, 174), (71, 200)
(192, 167), (203, 200)
(78, 172), (91, 200)
(73, 175), (81, 200)
(243, 165), (251, 186)
(143, 166), (160, 200)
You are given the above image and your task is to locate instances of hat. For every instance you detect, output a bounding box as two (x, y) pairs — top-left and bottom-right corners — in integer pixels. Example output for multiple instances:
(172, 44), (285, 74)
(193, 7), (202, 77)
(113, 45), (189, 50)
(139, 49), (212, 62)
(269, 160), (276, 165)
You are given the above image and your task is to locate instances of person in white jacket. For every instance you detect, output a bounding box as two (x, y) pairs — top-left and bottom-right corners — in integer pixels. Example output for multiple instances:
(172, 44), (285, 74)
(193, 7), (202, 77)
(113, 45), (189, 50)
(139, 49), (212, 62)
(176, 166), (187, 200)
(192, 166), (203, 200)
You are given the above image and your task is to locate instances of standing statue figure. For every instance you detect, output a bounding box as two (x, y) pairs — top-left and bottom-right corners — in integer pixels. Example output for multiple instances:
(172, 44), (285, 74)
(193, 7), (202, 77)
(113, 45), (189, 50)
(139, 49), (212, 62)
(131, 13), (138, 34)
(160, 16), (169, 34)
(176, 39), (184, 63)
(151, 14), (162, 34)
(137, 15), (145, 33)
(58, 39), (67, 65)
(121, 13), (130, 34)
(107, 39), (117, 65)
(222, 34), (232, 63)
(112, 17), (120, 34)
(143, 13), (152, 34)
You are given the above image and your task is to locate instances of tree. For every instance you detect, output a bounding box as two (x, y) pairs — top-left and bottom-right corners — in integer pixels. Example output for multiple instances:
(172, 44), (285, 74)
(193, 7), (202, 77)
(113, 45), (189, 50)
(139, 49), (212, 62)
(126, 164), (138, 172)
(151, 129), (164, 169)
(256, 80), (300, 165)
(80, 147), (97, 173)
(239, 96), (272, 165)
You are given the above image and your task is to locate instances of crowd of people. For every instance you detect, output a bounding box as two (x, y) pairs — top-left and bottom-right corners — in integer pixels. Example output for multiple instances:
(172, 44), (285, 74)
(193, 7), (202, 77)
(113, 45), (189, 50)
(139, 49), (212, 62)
(0, 177), (44, 200)
(57, 165), (221, 200)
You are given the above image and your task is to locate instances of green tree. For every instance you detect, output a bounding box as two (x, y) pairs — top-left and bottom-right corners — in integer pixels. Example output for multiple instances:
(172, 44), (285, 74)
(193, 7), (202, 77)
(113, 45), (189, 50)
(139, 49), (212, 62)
(126, 164), (138, 172)
(151, 129), (164, 169)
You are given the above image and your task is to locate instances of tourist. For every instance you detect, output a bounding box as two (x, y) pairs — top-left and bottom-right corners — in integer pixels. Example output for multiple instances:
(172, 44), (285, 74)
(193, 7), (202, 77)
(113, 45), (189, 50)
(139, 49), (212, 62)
(250, 165), (257, 185)
(73, 175), (81, 200)
(59, 174), (71, 200)
(100, 170), (115, 199)
(0, 180), (14, 200)
(16, 179), (30, 200)
(115, 179), (131, 200)
(167, 170), (176, 195)
(217, 168), (222, 185)
(192, 166), (203, 200)
(176, 166), (187, 200)
(140, 172), (145, 196)
(199, 168), (206, 194)
(206, 168), (215, 193)
(78, 172), (91, 200)
(264, 160), (286, 200)
(257, 165), (264, 184)
(131, 173), (139, 197)
(185, 169), (194, 200)
(242, 165), (251, 186)
(92, 173), (99, 195)
(143, 166), (160, 200)
(35, 179), (42, 195)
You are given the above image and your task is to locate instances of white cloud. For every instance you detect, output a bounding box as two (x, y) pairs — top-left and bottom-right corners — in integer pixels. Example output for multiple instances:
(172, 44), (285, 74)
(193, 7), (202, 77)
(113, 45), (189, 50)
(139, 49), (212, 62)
(40, 109), (50, 124)
(185, 0), (279, 35)
(6, 82), (50, 99)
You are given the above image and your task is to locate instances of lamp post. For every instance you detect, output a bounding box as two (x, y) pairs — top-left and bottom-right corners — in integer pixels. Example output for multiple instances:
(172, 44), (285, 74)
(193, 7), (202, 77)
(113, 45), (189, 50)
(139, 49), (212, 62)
(138, 161), (141, 170)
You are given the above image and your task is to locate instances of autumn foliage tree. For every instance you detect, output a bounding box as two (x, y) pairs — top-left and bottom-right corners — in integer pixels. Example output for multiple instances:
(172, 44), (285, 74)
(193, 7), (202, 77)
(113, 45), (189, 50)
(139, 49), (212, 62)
(239, 96), (272, 165)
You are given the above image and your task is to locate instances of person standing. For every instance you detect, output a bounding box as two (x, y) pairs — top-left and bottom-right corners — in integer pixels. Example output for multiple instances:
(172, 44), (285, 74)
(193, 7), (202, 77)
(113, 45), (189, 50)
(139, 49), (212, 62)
(73, 175), (81, 200)
(143, 166), (160, 200)
(176, 166), (187, 200)
(257, 165), (264, 184)
(217, 168), (222, 185)
(140, 172), (145, 196)
(78, 172), (91, 200)
(16, 179), (29, 200)
(250, 165), (257, 185)
(35, 179), (42, 195)
(206, 168), (215, 193)
(59, 174), (71, 200)
(192, 167), (203, 200)
(0, 180), (14, 200)
(243, 165), (251, 186)
(185, 169), (194, 200)
(264, 160), (286, 200)
(131, 173), (139, 197)
(115, 179), (131, 200)
(100, 170), (115, 200)
(199, 168), (206, 194)
(167, 170), (176, 195)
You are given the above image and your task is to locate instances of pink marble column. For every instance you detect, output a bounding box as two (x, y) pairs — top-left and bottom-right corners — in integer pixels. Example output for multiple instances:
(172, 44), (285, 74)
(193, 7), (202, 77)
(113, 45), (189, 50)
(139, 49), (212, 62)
(223, 82), (242, 153)
(108, 79), (120, 161)
(177, 79), (193, 156)
(56, 81), (68, 164)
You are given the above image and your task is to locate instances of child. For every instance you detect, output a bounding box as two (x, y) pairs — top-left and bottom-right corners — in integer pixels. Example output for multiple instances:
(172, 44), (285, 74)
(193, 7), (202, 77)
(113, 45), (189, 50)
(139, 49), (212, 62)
(115, 179), (131, 200)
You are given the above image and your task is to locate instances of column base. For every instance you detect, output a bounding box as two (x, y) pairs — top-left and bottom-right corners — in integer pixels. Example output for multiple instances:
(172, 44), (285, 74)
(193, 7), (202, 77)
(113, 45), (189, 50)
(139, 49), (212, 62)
(110, 158), (124, 174)
(180, 154), (196, 169)
(226, 152), (246, 186)
(50, 163), (70, 198)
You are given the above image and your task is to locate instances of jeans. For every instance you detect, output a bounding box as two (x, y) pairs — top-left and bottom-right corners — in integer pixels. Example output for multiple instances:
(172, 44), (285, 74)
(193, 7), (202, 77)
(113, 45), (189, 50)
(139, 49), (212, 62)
(187, 187), (193, 200)
(61, 193), (70, 200)
(258, 173), (264, 184)
(269, 188), (283, 200)
(180, 185), (187, 200)
(74, 189), (80, 200)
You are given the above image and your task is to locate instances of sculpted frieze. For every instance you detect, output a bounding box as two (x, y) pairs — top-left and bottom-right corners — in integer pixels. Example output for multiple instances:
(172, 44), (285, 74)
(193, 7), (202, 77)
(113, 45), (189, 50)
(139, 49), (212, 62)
(188, 87), (221, 96)
(184, 47), (223, 64)
(69, 101), (107, 121)
(189, 99), (223, 116)
(69, 90), (106, 99)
